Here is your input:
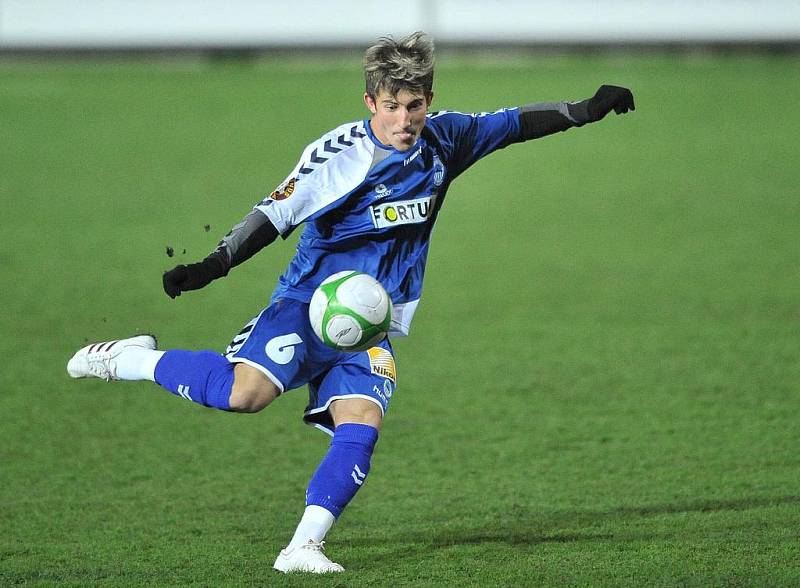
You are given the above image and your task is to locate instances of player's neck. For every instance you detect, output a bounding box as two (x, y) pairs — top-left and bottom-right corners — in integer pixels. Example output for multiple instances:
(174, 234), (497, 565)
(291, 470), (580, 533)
(367, 118), (392, 149)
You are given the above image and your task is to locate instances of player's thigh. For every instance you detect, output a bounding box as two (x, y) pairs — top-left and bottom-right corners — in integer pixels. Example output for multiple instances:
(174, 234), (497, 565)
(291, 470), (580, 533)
(304, 342), (397, 434)
(225, 299), (320, 394)
(330, 397), (383, 430)
(224, 298), (342, 413)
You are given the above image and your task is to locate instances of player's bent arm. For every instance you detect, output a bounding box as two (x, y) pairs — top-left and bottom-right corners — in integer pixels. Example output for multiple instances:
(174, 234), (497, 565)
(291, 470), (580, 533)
(162, 209), (279, 299)
(518, 85), (635, 141)
(214, 208), (280, 271)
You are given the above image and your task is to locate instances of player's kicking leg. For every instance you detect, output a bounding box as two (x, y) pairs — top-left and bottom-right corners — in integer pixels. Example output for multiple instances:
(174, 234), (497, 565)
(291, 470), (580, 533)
(68, 337), (375, 574)
(66, 335), (278, 411)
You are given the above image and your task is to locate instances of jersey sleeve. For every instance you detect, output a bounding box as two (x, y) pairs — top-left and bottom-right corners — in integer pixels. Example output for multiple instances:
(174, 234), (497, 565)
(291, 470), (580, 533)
(427, 108), (522, 179)
(255, 122), (375, 237)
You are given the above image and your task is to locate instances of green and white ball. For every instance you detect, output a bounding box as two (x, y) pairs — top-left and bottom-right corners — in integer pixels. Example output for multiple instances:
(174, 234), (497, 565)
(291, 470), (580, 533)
(309, 271), (392, 352)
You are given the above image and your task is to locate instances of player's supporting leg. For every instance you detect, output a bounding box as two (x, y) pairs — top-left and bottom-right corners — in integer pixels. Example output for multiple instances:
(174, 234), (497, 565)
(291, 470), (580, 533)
(274, 398), (381, 574)
(67, 335), (276, 412)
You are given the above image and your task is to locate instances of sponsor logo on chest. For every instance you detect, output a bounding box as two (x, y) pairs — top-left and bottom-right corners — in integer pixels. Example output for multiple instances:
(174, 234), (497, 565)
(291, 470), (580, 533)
(370, 194), (436, 229)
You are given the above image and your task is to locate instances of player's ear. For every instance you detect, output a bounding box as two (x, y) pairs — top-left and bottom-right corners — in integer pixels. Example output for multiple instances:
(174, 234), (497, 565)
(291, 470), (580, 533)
(364, 92), (377, 115)
(426, 92), (434, 108)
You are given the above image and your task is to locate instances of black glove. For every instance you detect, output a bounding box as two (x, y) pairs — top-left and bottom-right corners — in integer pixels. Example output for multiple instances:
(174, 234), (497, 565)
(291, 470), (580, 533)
(585, 85), (635, 122)
(163, 256), (225, 298)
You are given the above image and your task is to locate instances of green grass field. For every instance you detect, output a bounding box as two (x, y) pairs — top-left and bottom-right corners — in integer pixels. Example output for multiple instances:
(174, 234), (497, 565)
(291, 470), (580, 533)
(2, 52), (799, 586)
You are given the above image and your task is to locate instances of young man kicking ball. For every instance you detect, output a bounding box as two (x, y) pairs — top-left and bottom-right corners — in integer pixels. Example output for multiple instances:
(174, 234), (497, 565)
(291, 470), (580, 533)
(68, 31), (634, 573)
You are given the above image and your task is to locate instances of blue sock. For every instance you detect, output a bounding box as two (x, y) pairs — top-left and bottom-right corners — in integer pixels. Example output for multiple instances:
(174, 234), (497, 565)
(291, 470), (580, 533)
(153, 350), (234, 410)
(305, 423), (379, 518)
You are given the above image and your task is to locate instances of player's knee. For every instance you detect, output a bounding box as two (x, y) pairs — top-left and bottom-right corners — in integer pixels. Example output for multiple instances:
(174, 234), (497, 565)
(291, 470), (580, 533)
(228, 364), (279, 413)
(228, 388), (269, 413)
(330, 397), (383, 430)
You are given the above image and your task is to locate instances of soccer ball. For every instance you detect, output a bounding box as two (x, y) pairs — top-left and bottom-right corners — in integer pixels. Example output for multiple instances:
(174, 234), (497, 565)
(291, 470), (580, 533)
(309, 271), (392, 352)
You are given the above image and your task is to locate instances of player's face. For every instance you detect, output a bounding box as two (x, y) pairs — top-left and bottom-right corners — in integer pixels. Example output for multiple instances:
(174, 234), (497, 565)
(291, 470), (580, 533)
(364, 89), (433, 151)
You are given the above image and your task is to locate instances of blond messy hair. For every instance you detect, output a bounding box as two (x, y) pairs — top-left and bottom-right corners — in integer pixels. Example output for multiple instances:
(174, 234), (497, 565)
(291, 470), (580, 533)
(363, 31), (435, 99)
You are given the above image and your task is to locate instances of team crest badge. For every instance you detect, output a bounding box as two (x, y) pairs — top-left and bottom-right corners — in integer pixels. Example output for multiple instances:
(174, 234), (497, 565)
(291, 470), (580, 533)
(432, 154), (445, 187)
(270, 177), (296, 201)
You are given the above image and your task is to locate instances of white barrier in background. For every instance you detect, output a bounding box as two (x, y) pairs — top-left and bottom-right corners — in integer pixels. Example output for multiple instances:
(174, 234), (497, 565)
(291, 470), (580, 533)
(1, 0), (799, 48)
(434, 0), (800, 43)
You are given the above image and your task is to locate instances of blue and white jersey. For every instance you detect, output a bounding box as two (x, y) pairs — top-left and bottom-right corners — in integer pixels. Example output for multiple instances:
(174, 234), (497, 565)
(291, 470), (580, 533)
(256, 108), (522, 335)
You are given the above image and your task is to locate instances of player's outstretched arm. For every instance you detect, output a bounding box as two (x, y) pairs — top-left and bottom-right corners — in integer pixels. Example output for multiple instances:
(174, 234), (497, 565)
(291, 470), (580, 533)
(518, 85), (635, 140)
(162, 209), (279, 298)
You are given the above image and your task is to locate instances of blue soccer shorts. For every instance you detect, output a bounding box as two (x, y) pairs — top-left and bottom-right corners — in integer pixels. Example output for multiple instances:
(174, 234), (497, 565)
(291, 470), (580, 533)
(224, 298), (397, 435)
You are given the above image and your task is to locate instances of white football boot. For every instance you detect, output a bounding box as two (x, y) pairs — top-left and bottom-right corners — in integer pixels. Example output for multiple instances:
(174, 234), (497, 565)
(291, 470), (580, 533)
(67, 335), (157, 381)
(273, 540), (344, 574)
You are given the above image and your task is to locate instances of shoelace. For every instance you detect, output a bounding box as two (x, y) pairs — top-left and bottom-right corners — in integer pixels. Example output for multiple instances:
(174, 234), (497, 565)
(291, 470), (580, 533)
(87, 353), (116, 381)
(302, 540), (326, 552)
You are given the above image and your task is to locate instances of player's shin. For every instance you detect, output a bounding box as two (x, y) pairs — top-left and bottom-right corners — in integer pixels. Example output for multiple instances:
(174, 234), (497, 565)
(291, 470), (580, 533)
(287, 423), (379, 548)
(153, 350), (235, 410)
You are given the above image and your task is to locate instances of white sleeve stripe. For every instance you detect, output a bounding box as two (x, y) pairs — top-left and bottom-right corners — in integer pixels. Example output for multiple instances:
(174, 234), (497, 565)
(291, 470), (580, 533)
(296, 124), (367, 178)
(256, 121), (374, 235)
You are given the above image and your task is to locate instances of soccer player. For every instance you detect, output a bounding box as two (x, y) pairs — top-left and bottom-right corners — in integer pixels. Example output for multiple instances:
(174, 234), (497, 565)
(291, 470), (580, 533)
(67, 32), (634, 573)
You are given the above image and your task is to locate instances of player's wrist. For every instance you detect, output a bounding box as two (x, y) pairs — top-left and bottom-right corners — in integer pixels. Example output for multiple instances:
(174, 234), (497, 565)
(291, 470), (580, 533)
(199, 252), (229, 280)
(566, 100), (591, 125)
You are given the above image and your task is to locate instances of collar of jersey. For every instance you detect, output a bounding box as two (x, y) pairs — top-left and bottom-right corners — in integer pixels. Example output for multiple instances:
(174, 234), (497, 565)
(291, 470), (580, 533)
(363, 118), (422, 154)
